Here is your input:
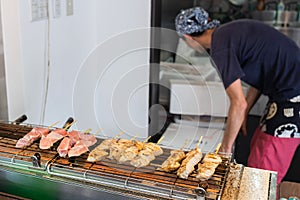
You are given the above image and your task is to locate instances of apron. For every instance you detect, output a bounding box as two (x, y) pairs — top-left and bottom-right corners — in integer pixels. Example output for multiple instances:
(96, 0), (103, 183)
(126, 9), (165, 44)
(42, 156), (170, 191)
(248, 97), (300, 185)
(260, 99), (300, 138)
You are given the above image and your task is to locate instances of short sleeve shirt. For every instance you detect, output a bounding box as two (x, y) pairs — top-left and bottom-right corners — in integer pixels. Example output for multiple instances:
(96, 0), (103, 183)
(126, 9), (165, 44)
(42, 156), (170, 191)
(211, 19), (300, 100)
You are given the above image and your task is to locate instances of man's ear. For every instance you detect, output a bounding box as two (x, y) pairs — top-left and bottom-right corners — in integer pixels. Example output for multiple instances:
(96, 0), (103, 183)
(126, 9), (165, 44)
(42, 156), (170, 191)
(183, 34), (193, 40)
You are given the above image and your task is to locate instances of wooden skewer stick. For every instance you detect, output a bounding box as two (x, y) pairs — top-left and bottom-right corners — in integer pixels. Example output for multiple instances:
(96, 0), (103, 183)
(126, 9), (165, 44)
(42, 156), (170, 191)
(113, 131), (124, 140)
(143, 136), (151, 143)
(94, 128), (102, 135)
(47, 121), (60, 129)
(215, 143), (221, 154)
(84, 128), (92, 134)
(130, 133), (139, 140)
(196, 136), (203, 149)
(157, 135), (165, 145)
(180, 138), (190, 150)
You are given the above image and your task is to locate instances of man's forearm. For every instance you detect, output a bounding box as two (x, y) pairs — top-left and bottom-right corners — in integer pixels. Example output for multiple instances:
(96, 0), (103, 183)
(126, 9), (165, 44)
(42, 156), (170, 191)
(245, 86), (261, 114)
(221, 101), (247, 152)
(220, 79), (248, 153)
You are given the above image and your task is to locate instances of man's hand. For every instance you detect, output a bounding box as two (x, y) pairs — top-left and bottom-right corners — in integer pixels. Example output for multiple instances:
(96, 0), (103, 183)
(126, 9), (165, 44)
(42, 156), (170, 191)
(219, 144), (232, 153)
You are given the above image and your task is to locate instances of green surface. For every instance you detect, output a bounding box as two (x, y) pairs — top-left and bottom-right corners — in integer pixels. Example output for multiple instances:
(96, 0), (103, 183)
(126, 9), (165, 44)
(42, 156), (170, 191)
(1, 170), (60, 200)
(0, 168), (136, 200)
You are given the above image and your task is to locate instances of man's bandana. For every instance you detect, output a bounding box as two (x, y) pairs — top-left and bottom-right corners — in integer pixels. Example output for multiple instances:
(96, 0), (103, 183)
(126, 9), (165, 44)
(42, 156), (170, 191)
(175, 7), (220, 37)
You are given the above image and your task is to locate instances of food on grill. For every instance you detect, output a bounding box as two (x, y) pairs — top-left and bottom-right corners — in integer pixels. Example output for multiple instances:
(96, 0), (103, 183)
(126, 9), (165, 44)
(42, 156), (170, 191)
(130, 149), (156, 168)
(86, 135), (162, 167)
(160, 149), (186, 172)
(202, 153), (222, 164)
(87, 148), (109, 162)
(143, 142), (163, 156)
(68, 130), (81, 143)
(196, 153), (222, 180)
(177, 148), (203, 179)
(57, 137), (73, 157)
(86, 139), (115, 162)
(39, 128), (68, 149)
(16, 127), (50, 148)
(196, 162), (219, 180)
(118, 141), (144, 163)
(67, 131), (97, 158)
(68, 140), (89, 157)
(51, 129), (97, 157)
(68, 130), (97, 146)
(107, 139), (133, 161)
(95, 139), (114, 151)
(129, 140), (164, 168)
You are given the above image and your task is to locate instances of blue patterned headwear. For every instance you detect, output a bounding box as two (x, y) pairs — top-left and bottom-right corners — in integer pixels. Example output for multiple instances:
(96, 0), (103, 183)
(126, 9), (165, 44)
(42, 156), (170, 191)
(175, 7), (220, 37)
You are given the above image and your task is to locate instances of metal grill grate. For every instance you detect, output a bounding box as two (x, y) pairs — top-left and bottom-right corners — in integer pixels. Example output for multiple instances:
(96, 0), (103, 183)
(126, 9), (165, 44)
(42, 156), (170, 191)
(0, 122), (230, 200)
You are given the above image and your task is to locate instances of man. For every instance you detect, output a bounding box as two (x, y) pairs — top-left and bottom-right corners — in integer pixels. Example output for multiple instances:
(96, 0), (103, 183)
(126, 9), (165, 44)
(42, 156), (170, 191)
(175, 7), (300, 184)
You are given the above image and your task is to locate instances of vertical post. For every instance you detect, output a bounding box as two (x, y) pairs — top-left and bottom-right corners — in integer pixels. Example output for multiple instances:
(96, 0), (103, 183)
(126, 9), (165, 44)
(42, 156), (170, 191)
(149, 0), (161, 137)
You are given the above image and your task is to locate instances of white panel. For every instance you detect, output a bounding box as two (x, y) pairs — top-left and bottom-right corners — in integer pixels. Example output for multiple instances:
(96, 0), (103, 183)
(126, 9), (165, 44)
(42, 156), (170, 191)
(1, 0), (25, 120)
(160, 123), (223, 152)
(170, 80), (230, 117)
(2, 0), (151, 138)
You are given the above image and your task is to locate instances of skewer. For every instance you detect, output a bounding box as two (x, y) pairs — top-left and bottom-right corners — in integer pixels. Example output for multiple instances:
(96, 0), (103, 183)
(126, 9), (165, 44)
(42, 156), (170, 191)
(113, 131), (124, 140)
(47, 121), (60, 129)
(157, 135), (165, 144)
(94, 128), (102, 135)
(130, 133), (139, 140)
(215, 143), (221, 154)
(84, 128), (92, 134)
(143, 136), (151, 143)
(180, 138), (190, 150)
(196, 136), (203, 148)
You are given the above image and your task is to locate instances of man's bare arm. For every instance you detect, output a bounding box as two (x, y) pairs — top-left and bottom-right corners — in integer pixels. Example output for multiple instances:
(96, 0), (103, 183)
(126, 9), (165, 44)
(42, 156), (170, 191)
(240, 86), (261, 135)
(220, 79), (247, 153)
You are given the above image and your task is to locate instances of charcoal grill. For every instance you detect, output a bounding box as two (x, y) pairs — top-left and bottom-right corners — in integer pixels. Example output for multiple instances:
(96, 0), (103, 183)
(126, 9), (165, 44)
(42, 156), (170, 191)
(0, 120), (232, 200)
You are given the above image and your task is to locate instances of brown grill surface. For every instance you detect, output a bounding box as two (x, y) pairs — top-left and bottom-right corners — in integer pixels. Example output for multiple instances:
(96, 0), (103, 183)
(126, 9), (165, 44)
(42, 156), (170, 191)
(0, 122), (230, 200)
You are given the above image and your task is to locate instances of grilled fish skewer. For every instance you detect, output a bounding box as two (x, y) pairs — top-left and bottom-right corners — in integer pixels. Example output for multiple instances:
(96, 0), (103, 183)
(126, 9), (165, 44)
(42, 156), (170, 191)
(177, 147), (203, 179)
(160, 149), (186, 172)
(177, 137), (203, 179)
(196, 152), (222, 180)
(159, 139), (190, 172)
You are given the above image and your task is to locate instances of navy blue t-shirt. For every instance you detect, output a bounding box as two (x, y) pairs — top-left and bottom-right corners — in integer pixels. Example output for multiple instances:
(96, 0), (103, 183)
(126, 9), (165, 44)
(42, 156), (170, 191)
(211, 19), (300, 100)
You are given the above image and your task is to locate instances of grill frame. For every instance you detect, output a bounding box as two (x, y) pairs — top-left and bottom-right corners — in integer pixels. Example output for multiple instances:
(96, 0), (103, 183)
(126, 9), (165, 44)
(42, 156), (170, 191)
(0, 121), (231, 200)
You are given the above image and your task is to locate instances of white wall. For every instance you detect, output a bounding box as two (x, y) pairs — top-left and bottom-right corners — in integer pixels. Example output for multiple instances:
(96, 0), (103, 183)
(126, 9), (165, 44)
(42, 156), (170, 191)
(1, 0), (25, 120)
(1, 0), (151, 139)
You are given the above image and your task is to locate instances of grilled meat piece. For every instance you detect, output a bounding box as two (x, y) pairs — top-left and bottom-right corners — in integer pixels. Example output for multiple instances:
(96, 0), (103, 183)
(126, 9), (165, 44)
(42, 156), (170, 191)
(86, 138), (115, 162)
(16, 127), (49, 148)
(68, 130), (97, 146)
(196, 162), (218, 180)
(68, 140), (89, 157)
(118, 141), (144, 163)
(107, 139), (133, 160)
(39, 128), (68, 149)
(130, 149), (155, 168)
(143, 142), (163, 156)
(202, 153), (222, 164)
(57, 137), (73, 157)
(67, 132), (97, 157)
(87, 148), (108, 162)
(177, 148), (203, 179)
(96, 139), (115, 151)
(196, 153), (222, 180)
(160, 150), (186, 172)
